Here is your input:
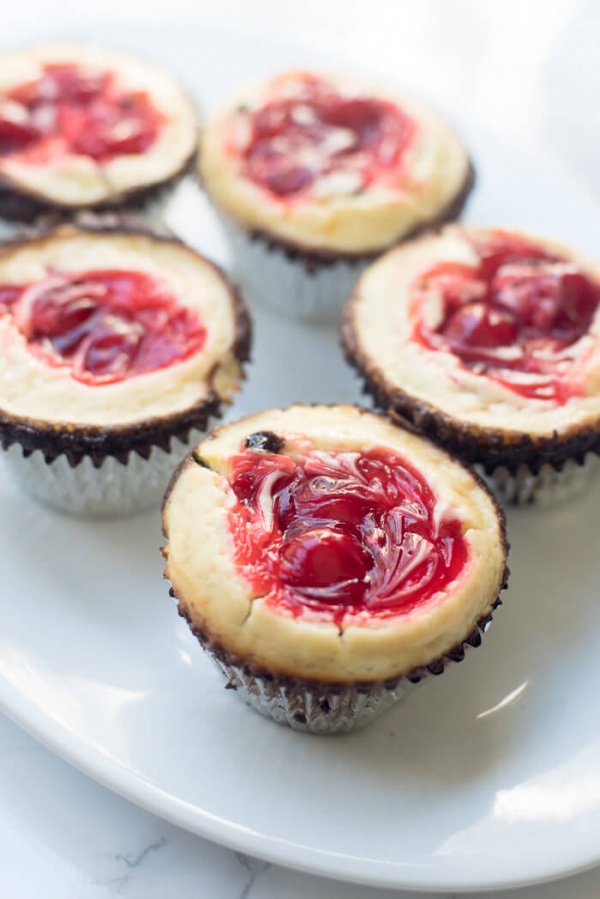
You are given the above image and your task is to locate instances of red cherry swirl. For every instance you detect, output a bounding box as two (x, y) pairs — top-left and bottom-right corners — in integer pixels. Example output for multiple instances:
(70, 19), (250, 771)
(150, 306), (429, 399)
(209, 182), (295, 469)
(241, 73), (416, 198)
(411, 233), (600, 402)
(0, 269), (206, 384)
(228, 447), (468, 625)
(0, 63), (162, 163)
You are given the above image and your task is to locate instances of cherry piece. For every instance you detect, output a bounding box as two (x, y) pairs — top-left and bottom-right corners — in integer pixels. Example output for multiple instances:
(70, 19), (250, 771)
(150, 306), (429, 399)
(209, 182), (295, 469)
(412, 233), (600, 402)
(241, 74), (416, 199)
(228, 447), (468, 624)
(8, 269), (206, 385)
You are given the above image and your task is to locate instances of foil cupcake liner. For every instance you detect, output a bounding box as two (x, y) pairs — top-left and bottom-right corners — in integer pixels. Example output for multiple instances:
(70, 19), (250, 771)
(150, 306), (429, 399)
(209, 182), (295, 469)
(481, 453), (600, 506)
(216, 214), (369, 322)
(182, 607), (500, 735)
(3, 424), (213, 517)
(210, 654), (417, 734)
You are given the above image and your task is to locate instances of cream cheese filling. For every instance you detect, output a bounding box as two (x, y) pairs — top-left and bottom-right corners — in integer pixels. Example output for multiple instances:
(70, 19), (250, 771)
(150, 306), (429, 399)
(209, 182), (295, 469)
(199, 71), (470, 254)
(0, 44), (198, 205)
(0, 228), (242, 426)
(163, 405), (505, 683)
(350, 226), (600, 436)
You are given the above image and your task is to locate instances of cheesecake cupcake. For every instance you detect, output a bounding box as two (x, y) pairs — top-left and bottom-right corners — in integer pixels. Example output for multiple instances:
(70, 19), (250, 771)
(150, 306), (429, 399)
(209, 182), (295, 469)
(162, 405), (507, 734)
(198, 70), (473, 320)
(0, 43), (198, 226)
(0, 219), (250, 515)
(342, 225), (600, 503)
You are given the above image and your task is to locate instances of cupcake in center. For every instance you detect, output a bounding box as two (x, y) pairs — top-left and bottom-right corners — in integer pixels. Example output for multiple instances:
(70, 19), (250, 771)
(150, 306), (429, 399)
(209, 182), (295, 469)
(162, 405), (507, 734)
(199, 70), (473, 320)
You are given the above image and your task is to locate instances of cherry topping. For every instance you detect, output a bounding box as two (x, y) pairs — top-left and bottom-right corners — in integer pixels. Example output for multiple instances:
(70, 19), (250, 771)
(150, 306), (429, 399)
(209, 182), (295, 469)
(228, 447), (468, 624)
(412, 233), (600, 402)
(5, 269), (206, 384)
(240, 73), (416, 198)
(0, 63), (162, 163)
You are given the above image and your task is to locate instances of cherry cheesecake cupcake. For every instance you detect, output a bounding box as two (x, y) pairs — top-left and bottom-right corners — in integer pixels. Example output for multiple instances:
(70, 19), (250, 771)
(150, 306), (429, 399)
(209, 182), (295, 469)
(342, 226), (600, 503)
(162, 405), (507, 734)
(198, 70), (473, 320)
(0, 219), (250, 515)
(0, 43), (198, 227)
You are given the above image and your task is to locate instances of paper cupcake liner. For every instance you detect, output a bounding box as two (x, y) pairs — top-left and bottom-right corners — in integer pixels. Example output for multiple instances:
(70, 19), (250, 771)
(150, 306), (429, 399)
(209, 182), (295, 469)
(3, 424), (213, 517)
(480, 453), (600, 506)
(216, 214), (369, 322)
(179, 602), (501, 735)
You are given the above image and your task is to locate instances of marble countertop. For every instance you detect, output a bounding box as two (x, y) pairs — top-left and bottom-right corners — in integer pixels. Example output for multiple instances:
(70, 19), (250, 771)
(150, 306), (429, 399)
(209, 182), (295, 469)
(3, 708), (600, 899)
(3, 1), (600, 896)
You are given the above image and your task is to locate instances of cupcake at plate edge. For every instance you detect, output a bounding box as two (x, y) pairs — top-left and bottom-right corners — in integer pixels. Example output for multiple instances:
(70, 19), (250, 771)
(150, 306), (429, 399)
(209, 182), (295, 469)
(0, 43), (199, 227)
(342, 225), (600, 503)
(198, 70), (473, 321)
(0, 218), (251, 515)
(162, 404), (508, 734)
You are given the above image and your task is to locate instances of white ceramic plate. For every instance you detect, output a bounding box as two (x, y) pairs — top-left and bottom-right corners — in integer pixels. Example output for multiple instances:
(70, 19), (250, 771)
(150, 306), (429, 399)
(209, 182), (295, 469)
(2, 25), (600, 894)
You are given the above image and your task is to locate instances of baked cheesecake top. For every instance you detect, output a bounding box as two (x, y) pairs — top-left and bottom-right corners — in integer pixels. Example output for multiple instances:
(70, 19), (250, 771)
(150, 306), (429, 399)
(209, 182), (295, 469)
(199, 70), (471, 255)
(163, 405), (506, 683)
(342, 226), (600, 439)
(0, 44), (198, 209)
(0, 223), (248, 429)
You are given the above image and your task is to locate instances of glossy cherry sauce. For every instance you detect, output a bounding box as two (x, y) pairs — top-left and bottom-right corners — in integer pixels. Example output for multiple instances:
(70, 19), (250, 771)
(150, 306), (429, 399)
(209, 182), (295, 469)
(241, 73), (416, 198)
(0, 63), (162, 162)
(412, 233), (600, 402)
(228, 446), (468, 625)
(0, 270), (206, 384)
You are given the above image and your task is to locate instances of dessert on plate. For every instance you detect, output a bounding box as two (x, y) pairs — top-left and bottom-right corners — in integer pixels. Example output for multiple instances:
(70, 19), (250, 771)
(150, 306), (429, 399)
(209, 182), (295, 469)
(199, 70), (473, 320)
(342, 225), (600, 502)
(162, 404), (507, 734)
(0, 43), (198, 223)
(0, 219), (250, 515)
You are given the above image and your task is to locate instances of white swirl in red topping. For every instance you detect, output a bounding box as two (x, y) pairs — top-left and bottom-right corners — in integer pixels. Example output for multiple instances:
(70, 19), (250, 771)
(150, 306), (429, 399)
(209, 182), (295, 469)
(228, 446), (468, 626)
